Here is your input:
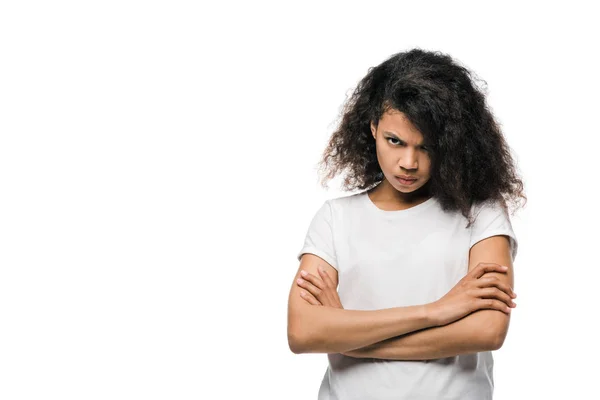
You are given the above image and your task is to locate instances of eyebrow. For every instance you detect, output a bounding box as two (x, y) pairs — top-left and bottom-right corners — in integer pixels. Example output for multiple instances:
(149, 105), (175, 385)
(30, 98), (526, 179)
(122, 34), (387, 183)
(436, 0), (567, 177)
(382, 131), (427, 147)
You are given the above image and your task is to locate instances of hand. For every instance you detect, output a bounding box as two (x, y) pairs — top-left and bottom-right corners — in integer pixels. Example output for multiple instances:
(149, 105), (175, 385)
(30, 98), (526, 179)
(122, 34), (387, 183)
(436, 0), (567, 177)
(427, 262), (517, 326)
(296, 266), (344, 309)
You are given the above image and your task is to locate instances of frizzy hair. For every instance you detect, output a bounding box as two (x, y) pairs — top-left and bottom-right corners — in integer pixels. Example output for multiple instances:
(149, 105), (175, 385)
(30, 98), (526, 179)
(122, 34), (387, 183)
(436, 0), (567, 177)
(317, 48), (526, 226)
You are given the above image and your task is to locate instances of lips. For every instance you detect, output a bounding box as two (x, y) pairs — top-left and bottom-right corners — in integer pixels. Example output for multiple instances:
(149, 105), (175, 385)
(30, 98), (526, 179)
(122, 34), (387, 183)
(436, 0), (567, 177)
(396, 176), (417, 185)
(396, 175), (417, 181)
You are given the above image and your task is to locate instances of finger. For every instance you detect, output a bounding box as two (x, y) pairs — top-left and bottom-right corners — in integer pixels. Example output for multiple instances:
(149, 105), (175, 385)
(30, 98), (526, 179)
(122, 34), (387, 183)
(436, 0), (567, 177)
(472, 263), (508, 279)
(300, 271), (325, 290)
(476, 276), (516, 298)
(317, 266), (335, 288)
(478, 276), (517, 299)
(477, 298), (512, 315)
(297, 277), (322, 298)
(299, 290), (322, 306)
(477, 287), (516, 308)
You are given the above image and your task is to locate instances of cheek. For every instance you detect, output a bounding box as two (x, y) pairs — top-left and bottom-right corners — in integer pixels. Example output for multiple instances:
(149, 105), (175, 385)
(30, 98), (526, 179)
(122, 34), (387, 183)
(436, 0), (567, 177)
(421, 156), (432, 170)
(375, 145), (389, 162)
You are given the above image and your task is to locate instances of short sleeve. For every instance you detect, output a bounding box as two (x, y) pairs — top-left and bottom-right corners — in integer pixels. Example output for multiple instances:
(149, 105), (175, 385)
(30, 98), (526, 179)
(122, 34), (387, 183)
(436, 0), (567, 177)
(296, 200), (338, 270)
(469, 200), (518, 262)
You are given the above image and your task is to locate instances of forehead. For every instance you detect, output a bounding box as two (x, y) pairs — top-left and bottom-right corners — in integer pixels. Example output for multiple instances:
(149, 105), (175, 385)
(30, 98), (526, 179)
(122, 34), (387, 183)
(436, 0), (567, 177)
(378, 109), (424, 141)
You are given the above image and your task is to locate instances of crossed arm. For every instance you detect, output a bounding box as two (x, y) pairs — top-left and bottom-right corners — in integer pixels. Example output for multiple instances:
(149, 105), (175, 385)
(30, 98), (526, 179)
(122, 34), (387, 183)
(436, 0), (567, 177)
(342, 235), (514, 360)
(341, 307), (508, 360)
(289, 235), (514, 360)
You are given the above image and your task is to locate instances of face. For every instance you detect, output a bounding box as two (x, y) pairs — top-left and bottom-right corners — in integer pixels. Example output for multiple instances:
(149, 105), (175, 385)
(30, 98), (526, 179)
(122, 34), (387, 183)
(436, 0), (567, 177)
(370, 108), (432, 197)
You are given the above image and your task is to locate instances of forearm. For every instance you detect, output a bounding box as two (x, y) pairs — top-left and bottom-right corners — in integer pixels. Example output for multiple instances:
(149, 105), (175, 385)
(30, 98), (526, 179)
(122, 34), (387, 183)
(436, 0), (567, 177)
(343, 310), (507, 360)
(288, 303), (435, 354)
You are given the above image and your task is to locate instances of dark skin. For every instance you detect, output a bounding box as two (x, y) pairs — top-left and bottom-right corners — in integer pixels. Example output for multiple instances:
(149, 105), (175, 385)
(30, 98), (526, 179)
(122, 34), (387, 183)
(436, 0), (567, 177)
(294, 112), (518, 356)
(297, 265), (344, 308)
(297, 263), (516, 311)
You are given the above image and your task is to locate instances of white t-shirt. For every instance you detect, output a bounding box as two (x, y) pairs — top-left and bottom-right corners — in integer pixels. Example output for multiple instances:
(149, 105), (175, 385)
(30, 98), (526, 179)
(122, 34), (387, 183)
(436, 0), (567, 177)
(297, 191), (518, 400)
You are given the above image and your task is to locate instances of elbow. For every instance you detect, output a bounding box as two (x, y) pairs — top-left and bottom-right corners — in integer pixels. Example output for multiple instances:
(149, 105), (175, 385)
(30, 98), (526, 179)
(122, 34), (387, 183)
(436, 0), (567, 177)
(490, 315), (510, 350)
(288, 309), (309, 354)
(288, 329), (306, 354)
(473, 310), (510, 351)
(288, 328), (317, 354)
(488, 329), (509, 351)
(288, 303), (330, 353)
(287, 313), (318, 354)
(486, 323), (510, 351)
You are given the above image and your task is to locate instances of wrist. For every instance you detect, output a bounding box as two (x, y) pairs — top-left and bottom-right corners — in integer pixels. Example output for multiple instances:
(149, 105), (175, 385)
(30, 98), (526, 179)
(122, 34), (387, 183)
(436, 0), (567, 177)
(423, 302), (441, 327)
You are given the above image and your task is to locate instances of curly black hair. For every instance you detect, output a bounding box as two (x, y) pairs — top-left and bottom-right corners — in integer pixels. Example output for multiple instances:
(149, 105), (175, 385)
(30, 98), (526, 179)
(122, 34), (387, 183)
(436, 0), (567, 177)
(317, 48), (526, 226)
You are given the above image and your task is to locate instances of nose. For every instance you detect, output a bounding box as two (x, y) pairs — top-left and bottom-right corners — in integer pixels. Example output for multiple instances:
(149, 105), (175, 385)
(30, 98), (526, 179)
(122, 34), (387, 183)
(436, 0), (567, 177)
(398, 149), (418, 171)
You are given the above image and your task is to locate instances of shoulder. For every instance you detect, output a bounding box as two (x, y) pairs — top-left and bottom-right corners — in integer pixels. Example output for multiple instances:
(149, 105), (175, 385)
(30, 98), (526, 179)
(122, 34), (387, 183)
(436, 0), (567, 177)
(471, 198), (509, 215)
(469, 198), (514, 229)
(326, 191), (366, 212)
(468, 197), (518, 260)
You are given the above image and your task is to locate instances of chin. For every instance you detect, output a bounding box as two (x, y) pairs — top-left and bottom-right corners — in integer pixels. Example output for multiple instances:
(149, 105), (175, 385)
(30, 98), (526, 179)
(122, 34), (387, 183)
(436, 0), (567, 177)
(395, 185), (422, 193)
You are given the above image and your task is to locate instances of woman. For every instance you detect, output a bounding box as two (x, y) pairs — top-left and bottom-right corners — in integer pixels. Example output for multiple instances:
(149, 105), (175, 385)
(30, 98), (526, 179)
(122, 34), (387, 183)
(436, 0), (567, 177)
(287, 48), (526, 399)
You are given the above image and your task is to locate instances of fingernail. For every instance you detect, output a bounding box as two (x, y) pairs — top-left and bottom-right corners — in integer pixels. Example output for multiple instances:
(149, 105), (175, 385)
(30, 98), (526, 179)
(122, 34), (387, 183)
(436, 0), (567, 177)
(300, 270), (307, 276)
(297, 278), (303, 284)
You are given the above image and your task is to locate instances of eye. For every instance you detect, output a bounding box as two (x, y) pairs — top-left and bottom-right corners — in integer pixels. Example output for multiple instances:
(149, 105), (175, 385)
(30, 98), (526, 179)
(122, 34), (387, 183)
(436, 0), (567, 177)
(386, 137), (402, 146)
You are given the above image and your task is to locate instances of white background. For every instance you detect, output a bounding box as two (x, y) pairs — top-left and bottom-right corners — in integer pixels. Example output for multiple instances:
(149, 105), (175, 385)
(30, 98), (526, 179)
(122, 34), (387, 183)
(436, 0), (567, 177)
(1, 1), (598, 399)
